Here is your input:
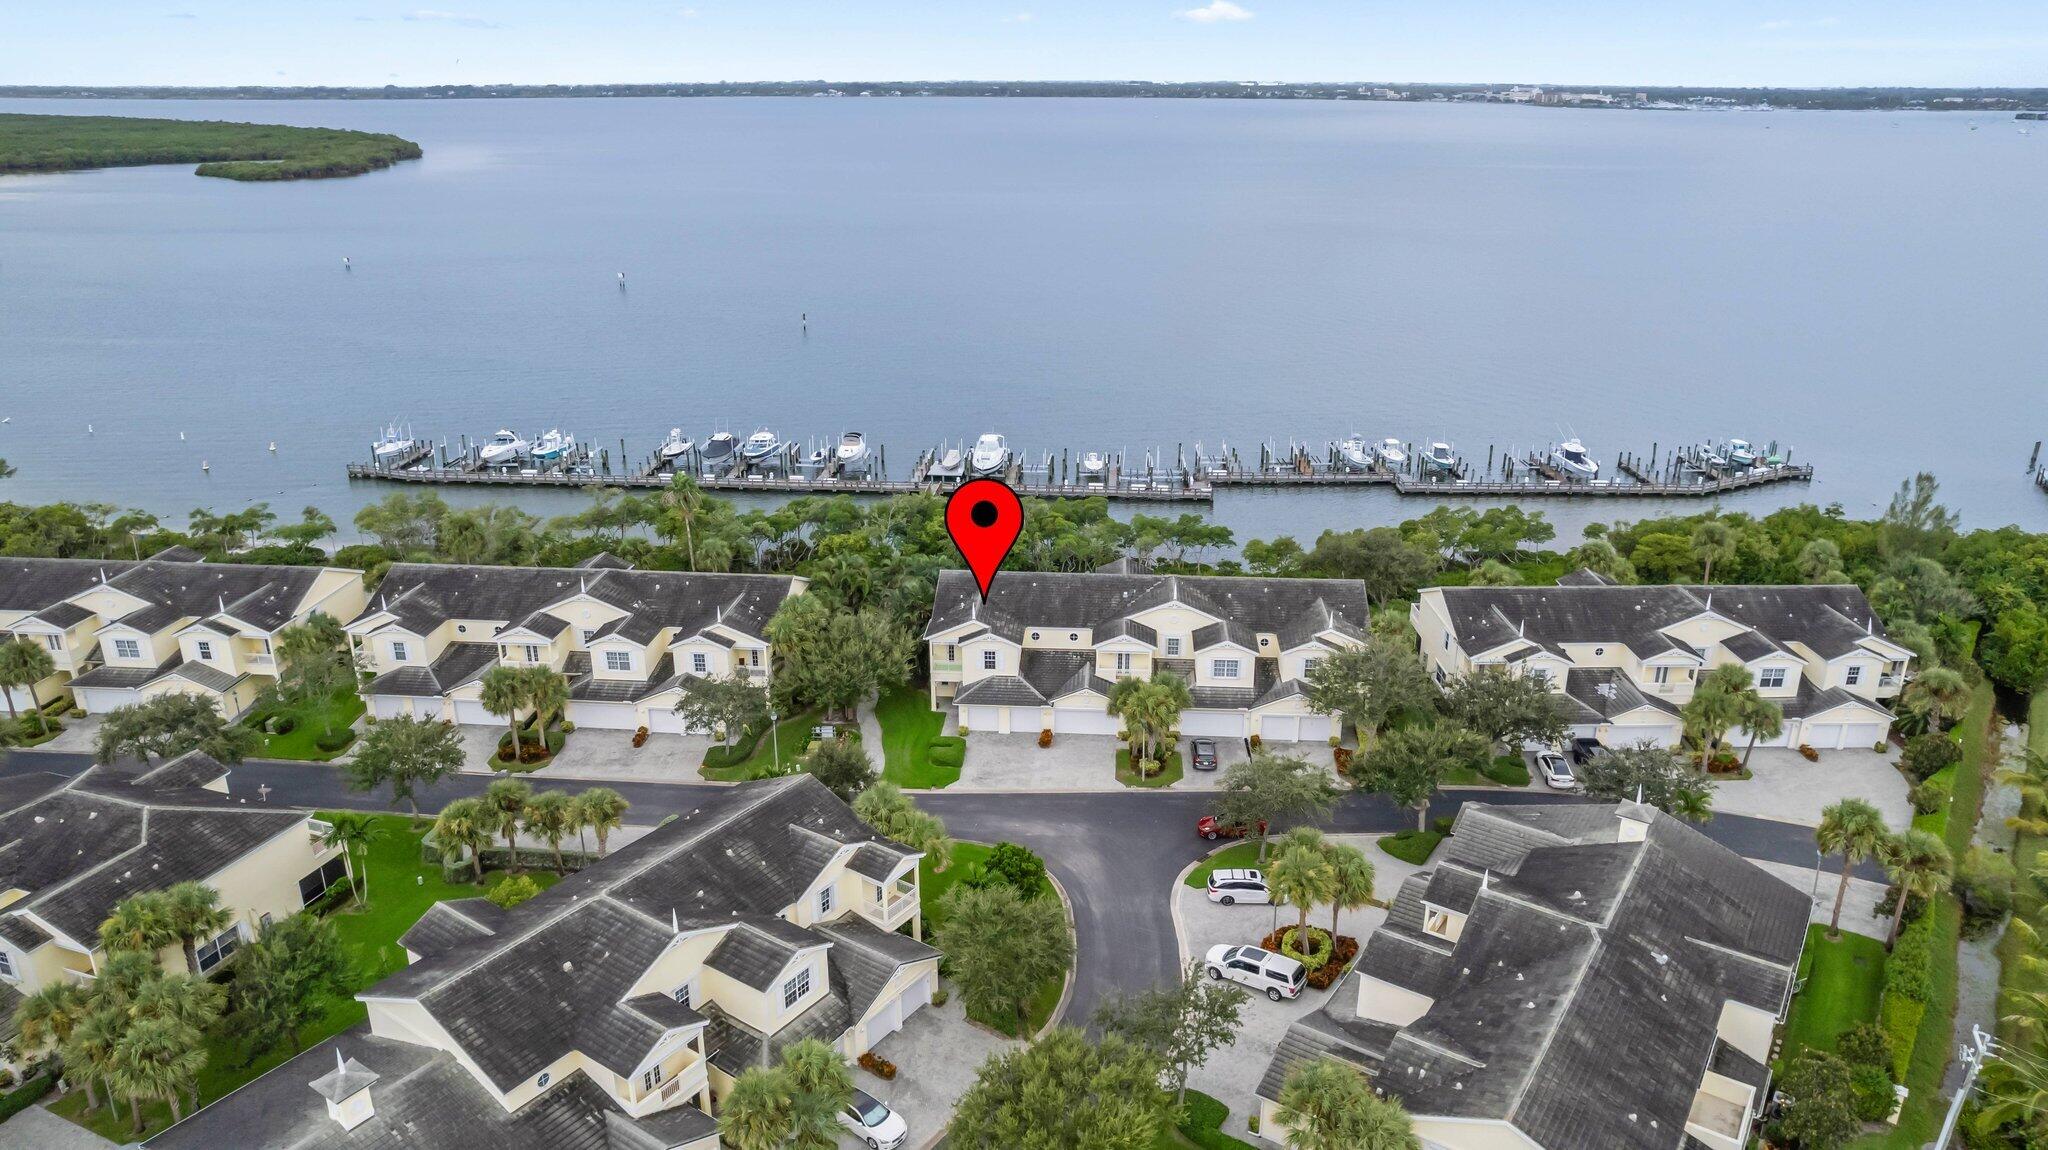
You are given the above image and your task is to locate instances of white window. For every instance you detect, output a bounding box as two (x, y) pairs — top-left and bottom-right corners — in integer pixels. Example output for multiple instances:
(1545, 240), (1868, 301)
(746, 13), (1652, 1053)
(944, 644), (957, 662)
(523, 645), (540, 663)
(1212, 659), (1240, 679)
(1758, 667), (1786, 689)
(982, 650), (998, 671)
(605, 650), (632, 673)
(43, 635), (60, 651)
(261, 638), (272, 655)
(1301, 656), (1321, 676)
(1442, 632), (1450, 651)
(581, 629), (596, 645)
(818, 885), (834, 915)
(390, 640), (408, 662)
(1846, 665), (1863, 686)
(1115, 652), (1133, 674)
(672, 980), (695, 1007)
(113, 638), (141, 660)
(194, 924), (242, 973)
(1526, 667), (1548, 687)
(749, 649), (761, 667)
(783, 967), (811, 1009)
(642, 1066), (663, 1091)
(0, 949), (14, 979)
(195, 640), (214, 661)
(1165, 637), (1182, 656)
(1653, 666), (1671, 685)
(692, 652), (708, 674)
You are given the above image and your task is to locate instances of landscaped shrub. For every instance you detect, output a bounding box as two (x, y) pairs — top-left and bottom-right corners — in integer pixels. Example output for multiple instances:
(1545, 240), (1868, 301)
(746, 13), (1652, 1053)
(1274, 924), (1334, 970)
(1886, 918), (1935, 1003)
(857, 1051), (897, 1080)
(1879, 993), (1925, 1082)
(1837, 1022), (1895, 1076)
(1038, 728), (1053, 748)
(1431, 815), (1455, 837)
(1379, 830), (1444, 865)
(632, 726), (648, 748)
(1798, 744), (1821, 762)
(1850, 1063), (1898, 1122)
(560, 720), (576, 733)
(1259, 927), (1359, 990)
(1332, 746), (1354, 775)
(487, 874), (542, 909)
(1248, 733), (1262, 750)
(1177, 1091), (1259, 1150)
(1901, 732), (1962, 781)
(1952, 846), (2016, 938)
(0, 1072), (53, 1123)
(930, 986), (949, 1007)
(1484, 754), (1531, 787)
(313, 727), (355, 753)
(1909, 774), (1952, 815)
(927, 736), (966, 769)
(971, 842), (1049, 899)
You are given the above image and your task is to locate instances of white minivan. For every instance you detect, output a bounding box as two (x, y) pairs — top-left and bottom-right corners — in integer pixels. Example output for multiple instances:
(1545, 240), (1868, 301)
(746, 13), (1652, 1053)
(1203, 943), (1307, 1001)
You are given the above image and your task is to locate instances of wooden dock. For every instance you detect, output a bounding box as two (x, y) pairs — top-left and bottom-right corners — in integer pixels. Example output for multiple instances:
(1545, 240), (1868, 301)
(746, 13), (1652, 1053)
(344, 461), (1213, 502)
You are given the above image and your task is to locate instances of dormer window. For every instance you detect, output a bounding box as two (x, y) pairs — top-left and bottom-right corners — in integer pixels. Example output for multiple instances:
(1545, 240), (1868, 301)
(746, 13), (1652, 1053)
(783, 967), (811, 1009)
(749, 650), (761, 667)
(642, 1065), (663, 1091)
(605, 651), (632, 673)
(1758, 667), (1786, 689)
(0, 949), (15, 979)
(819, 885), (834, 915)
(390, 641), (408, 662)
(692, 652), (708, 674)
(43, 635), (61, 651)
(113, 638), (141, 660)
(1653, 667), (1671, 685)
(982, 650), (998, 671)
(1212, 658), (1240, 678)
(1166, 637), (1182, 656)
(523, 645), (540, 663)
(581, 629), (596, 645)
(196, 640), (214, 662)
(1115, 652), (1132, 674)
(944, 644), (957, 661)
(1846, 666), (1863, 686)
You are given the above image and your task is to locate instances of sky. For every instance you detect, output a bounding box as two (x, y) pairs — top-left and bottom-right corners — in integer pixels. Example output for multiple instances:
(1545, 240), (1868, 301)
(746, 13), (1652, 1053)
(5, 1), (2046, 89)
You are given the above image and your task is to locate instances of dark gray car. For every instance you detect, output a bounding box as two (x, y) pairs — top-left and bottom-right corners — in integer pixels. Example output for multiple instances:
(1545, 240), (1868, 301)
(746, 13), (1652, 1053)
(1190, 738), (1219, 771)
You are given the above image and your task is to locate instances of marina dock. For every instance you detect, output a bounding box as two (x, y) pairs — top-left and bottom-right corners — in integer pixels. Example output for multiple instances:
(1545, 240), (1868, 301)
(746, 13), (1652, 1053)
(346, 429), (1815, 504)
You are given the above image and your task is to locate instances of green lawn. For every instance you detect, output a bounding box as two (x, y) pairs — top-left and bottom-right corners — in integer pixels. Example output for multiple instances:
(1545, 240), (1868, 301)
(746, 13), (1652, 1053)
(1116, 749), (1185, 788)
(1149, 1090), (1261, 1150)
(699, 710), (831, 781)
(1779, 924), (1887, 1064)
(248, 690), (364, 761)
(52, 813), (557, 1144)
(923, 842), (1068, 1040)
(1378, 829), (1444, 865)
(1991, 688), (2048, 1137)
(875, 686), (958, 788)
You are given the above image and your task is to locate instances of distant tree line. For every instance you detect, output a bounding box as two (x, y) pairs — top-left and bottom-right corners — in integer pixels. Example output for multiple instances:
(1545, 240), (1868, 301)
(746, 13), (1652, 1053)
(0, 113), (421, 180)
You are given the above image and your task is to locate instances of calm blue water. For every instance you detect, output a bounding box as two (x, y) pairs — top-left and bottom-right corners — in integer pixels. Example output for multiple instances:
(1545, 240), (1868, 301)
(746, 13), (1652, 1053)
(2, 96), (2045, 544)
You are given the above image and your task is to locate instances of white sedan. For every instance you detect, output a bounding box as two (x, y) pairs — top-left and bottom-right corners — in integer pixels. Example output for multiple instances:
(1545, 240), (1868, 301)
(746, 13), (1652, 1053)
(839, 1088), (908, 1149)
(1535, 750), (1577, 790)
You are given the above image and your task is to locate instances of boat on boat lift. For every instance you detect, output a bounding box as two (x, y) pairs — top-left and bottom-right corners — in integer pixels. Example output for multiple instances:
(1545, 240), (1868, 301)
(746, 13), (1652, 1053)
(1375, 437), (1408, 469)
(1547, 438), (1600, 481)
(1077, 451), (1108, 483)
(371, 423), (416, 463)
(968, 433), (1009, 477)
(531, 429), (575, 465)
(835, 432), (871, 472)
(478, 429), (529, 466)
(1337, 434), (1373, 472)
(1422, 441), (1458, 475)
(698, 432), (737, 474)
(657, 428), (693, 464)
(739, 429), (783, 462)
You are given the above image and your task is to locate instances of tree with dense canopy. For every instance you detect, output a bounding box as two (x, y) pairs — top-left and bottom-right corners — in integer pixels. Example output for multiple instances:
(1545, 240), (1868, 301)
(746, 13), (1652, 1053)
(765, 595), (914, 720)
(673, 671), (770, 746)
(228, 915), (350, 1061)
(1210, 752), (1340, 863)
(1356, 723), (1489, 831)
(273, 611), (355, 736)
(1275, 1058), (1420, 1150)
(948, 1027), (1171, 1150)
(1091, 959), (1248, 1105)
(93, 693), (259, 766)
(1575, 741), (1715, 821)
(345, 714), (464, 817)
(934, 883), (1071, 1034)
(1303, 638), (1438, 750)
(1437, 666), (1569, 750)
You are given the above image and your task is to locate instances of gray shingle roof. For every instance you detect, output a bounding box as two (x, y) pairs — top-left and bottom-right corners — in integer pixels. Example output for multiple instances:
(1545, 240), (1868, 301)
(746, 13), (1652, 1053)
(365, 642), (497, 698)
(925, 570), (1370, 648)
(1439, 581), (1896, 663)
(356, 565), (797, 651)
(705, 921), (816, 991)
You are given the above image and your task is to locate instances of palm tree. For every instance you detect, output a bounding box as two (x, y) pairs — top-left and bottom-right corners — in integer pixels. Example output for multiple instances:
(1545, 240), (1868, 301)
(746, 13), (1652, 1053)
(719, 1065), (795, 1150)
(483, 778), (533, 872)
(658, 473), (705, 571)
(1735, 692), (1785, 768)
(109, 1015), (207, 1130)
(1325, 844), (1377, 942)
(159, 882), (234, 975)
(1815, 799), (1889, 938)
(99, 891), (176, 957)
(132, 974), (224, 1114)
(1276, 1058), (1418, 1150)
(318, 814), (385, 906)
(433, 797), (494, 884)
(63, 1008), (126, 1119)
(1690, 519), (1736, 585)
(478, 664), (529, 759)
(0, 637), (57, 736)
(1901, 666), (1969, 733)
(575, 787), (629, 857)
(779, 1038), (854, 1150)
(1879, 829), (1954, 947)
(522, 665), (571, 750)
(522, 790), (576, 873)
(1268, 828), (1336, 955)
(1974, 1055), (2048, 1146)
(13, 980), (88, 1054)
(1680, 665), (1752, 770)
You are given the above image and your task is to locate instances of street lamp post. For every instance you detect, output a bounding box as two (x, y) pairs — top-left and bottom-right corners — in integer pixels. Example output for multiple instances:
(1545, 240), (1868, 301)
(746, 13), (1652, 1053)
(1810, 847), (1825, 904)
(770, 711), (780, 774)
(1935, 1026), (1994, 1150)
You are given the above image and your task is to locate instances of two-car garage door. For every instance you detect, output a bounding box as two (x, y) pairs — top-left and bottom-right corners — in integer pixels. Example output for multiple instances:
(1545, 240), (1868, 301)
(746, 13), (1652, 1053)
(1180, 710), (1247, 738)
(1052, 706), (1120, 735)
(1803, 721), (1886, 750)
(1258, 714), (1333, 744)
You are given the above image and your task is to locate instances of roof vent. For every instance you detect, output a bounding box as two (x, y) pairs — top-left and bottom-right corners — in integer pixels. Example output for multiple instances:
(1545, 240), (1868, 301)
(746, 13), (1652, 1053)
(562, 960), (574, 973)
(1651, 950), (1669, 966)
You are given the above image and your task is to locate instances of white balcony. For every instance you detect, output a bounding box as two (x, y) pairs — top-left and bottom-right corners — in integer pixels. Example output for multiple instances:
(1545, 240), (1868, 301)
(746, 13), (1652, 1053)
(861, 877), (919, 930)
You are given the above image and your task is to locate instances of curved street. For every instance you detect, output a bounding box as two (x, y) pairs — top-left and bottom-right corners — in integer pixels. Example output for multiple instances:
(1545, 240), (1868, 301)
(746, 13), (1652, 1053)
(0, 749), (1880, 1028)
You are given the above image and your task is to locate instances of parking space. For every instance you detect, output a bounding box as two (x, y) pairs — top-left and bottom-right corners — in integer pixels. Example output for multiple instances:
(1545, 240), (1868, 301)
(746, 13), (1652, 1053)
(841, 991), (1016, 1150)
(950, 733), (1124, 790)
(1710, 747), (1912, 829)
(529, 729), (719, 784)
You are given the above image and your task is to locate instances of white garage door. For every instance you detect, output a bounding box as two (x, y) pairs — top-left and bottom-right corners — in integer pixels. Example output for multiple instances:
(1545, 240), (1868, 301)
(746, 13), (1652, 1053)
(369, 695), (413, 720)
(1052, 706), (1120, 735)
(959, 705), (1003, 733)
(1261, 714), (1333, 744)
(1181, 710), (1247, 738)
(647, 703), (696, 734)
(1804, 723), (1841, 749)
(1734, 724), (1793, 749)
(1840, 723), (1884, 750)
(452, 698), (497, 726)
(1606, 723), (1680, 748)
(569, 702), (640, 730)
(74, 687), (140, 715)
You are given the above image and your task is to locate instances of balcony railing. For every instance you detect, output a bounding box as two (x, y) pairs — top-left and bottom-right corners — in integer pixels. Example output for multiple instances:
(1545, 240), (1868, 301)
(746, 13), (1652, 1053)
(862, 878), (918, 925)
(932, 661), (961, 673)
(1879, 673), (1901, 689)
(246, 654), (276, 670)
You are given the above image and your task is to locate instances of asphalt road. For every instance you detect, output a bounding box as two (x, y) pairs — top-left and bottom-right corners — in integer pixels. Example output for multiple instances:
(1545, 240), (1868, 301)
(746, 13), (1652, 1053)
(5, 750), (1878, 1028)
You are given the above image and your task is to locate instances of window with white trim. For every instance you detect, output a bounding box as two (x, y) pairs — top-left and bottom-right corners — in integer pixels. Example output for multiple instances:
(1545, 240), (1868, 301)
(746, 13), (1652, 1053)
(818, 884), (834, 915)
(389, 640), (408, 662)
(642, 1065), (663, 1091)
(783, 967), (811, 1009)
(1758, 667), (1786, 689)
(1525, 667), (1548, 687)
(43, 635), (60, 651)
(523, 645), (540, 663)
(982, 650), (998, 671)
(1114, 652), (1133, 674)
(1845, 665), (1863, 686)
(581, 629), (596, 645)
(1165, 637), (1183, 656)
(0, 949), (14, 979)
(195, 640), (214, 661)
(692, 652), (708, 674)
(604, 650), (632, 672)
(261, 638), (272, 655)
(1212, 658), (1240, 678)
(1653, 666), (1671, 685)
(944, 644), (957, 662)
(113, 638), (141, 660)
(749, 649), (761, 667)
(194, 924), (242, 973)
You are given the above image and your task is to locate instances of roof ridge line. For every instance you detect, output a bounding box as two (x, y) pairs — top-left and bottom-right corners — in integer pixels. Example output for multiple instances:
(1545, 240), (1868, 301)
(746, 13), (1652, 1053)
(1682, 932), (1796, 971)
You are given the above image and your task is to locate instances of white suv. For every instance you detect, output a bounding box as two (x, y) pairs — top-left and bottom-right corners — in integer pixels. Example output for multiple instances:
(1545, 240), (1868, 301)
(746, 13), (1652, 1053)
(1206, 868), (1270, 906)
(1204, 943), (1307, 1001)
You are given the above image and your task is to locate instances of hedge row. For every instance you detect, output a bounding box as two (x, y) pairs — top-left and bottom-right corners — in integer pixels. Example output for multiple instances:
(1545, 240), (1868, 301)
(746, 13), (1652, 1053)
(1878, 908), (1939, 1079)
(1177, 1090), (1259, 1150)
(0, 1073), (54, 1124)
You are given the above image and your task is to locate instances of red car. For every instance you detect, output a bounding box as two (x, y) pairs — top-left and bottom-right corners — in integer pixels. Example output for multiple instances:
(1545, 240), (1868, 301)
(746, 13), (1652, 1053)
(1197, 815), (1267, 841)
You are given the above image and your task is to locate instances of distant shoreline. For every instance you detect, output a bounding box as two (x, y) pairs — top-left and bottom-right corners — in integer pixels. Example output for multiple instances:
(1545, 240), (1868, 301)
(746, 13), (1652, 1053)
(0, 112), (421, 181)
(3, 81), (2045, 113)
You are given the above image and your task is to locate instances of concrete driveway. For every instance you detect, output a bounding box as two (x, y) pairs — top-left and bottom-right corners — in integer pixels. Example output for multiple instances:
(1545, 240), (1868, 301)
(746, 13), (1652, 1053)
(1709, 748), (1912, 829)
(951, 733), (1124, 791)
(454, 723), (510, 774)
(0, 1104), (118, 1150)
(842, 992), (1015, 1150)
(530, 729), (718, 785)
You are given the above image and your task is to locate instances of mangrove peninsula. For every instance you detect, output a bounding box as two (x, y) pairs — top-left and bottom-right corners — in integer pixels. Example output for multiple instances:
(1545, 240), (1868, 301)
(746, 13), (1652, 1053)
(0, 113), (421, 180)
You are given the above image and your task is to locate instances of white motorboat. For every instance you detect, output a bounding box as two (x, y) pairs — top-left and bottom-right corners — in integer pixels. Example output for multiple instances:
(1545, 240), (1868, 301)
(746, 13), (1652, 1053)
(657, 428), (693, 464)
(1376, 437), (1408, 469)
(969, 433), (1009, 477)
(371, 424), (416, 463)
(927, 447), (966, 479)
(699, 432), (737, 474)
(478, 429), (528, 466)
(531, 429), (575, 464)
(1078, 451), (1108, 479)
(1423, 442), (1458, 475)
(835, 432), (871, 472)
(1548, 438), (1600, 481)
(1337, 435), (1373, 472)
(1723, 438), (1758, 469)
(739, 429), (782, 462)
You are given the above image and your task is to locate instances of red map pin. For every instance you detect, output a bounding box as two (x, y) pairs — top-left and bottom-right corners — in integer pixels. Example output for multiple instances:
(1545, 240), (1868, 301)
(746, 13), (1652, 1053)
(946, 478), (1023, 600)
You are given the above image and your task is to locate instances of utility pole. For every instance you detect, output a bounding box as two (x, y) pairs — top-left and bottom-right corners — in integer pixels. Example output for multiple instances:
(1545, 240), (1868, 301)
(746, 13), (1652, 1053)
(1935, 1025), (1993, 1150)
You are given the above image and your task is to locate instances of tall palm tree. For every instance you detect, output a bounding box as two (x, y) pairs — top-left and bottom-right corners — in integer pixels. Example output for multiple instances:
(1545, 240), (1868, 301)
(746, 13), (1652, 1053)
(63, 1008), (126, 1119)
(478, 664), (529, 758)
(522, 666), (571, 750)
(13, 980), (88, 1054)
(1690, 519), (1736, 585)
(432, 797), (494, 884)
(318, 814), (385, 906)
(779, 1038), (853, 1150)
(1268, 829), (1336, 954)
(658, 474), (705, 571)
(575, 787), (629, 857)
(1815, 799), (1890, 939)
(99, 891), (177, 957)
(132, 974), (225, 1114)
(1276, 1058), (1418, 1150)
(483, 778), (533, 872)
(718, 1065), (795, 1150)
(1681, 665), (1753, 770)
(159, 882), (234, 975)
(1901, 666), (1969, 733)
(0, 638), (57, 736)
(1325, 844), (1377, 942)
(1879, 829), (1954, 947)
(109, 1015), (207, 1130)
(1735, 693), (1785, 768)
(521, 790), (576, 873)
